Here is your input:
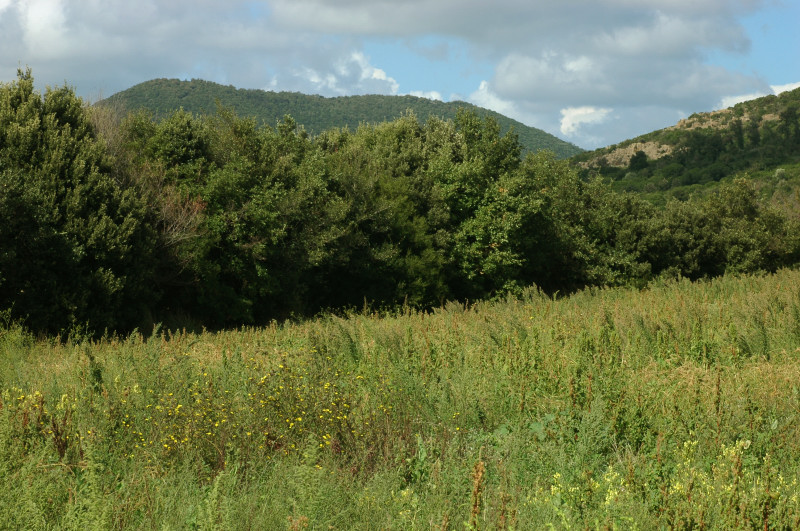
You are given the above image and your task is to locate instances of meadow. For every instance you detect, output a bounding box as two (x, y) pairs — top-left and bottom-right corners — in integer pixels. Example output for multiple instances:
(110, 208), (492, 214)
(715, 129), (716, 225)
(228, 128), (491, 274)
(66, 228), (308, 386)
(2, 269), (800, 529)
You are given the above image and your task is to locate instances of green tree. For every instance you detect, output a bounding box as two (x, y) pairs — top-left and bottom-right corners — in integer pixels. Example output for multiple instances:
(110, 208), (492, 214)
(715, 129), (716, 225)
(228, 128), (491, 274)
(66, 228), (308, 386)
(778, 104), (799, 147)
(703, 179), (790, 273)
(628, 150), (648, 171)
(730, 118), (745, 150)
(310, 115), (451, 310)
(0, 69), (156, 334)
(745, 118), (761, 147)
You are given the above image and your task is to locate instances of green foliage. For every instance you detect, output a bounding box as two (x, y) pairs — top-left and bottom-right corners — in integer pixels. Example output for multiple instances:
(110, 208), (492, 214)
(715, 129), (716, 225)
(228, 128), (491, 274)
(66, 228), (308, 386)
(311, 114), (452, 310)
(628, 149), (648, 171)
(0, 70), (156, 334)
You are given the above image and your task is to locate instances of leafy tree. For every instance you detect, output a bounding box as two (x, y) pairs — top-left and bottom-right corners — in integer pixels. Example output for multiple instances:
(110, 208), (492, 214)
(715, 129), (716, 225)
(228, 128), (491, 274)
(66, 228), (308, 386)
(644, 199), (718, 279)
(730, 118), (745, 150)
(703, 179), (790, 274)
(7, 77), (793, 334)
(643, 179), (797, 280)
(311, 115), (451, 309)
(745, 118), (761, 147)
(778, 104), (799, 147)
(0, 69), (156, 334)
(628, 150), (648, 171)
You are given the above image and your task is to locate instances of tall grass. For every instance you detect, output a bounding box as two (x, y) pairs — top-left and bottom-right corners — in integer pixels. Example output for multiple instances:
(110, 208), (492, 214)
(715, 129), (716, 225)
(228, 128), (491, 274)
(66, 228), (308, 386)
(2, 270), (800, 528)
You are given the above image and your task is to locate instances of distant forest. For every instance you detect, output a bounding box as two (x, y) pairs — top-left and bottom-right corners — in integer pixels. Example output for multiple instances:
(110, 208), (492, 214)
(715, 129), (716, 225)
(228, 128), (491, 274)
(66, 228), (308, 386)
(100, 78), (583, 159)
(2, 69), (800, 335)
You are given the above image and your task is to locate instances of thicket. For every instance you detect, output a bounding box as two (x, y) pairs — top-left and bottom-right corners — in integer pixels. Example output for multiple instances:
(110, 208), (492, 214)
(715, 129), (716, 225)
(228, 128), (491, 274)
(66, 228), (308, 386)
(2, 269), (800, 527)
(2, 70), (800, 335)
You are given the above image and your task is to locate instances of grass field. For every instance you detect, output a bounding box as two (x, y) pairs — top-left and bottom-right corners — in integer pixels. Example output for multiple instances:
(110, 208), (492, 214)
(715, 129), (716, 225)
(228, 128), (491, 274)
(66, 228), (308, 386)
(3, 269), (800, 529)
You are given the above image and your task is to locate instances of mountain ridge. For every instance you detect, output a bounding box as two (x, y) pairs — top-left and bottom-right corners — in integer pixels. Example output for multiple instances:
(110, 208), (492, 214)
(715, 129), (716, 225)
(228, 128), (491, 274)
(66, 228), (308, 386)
(100, 78), (583, 158)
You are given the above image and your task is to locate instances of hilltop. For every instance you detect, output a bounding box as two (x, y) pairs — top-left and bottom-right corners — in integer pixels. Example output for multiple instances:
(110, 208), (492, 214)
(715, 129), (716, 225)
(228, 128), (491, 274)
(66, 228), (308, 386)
(571, 87), (800, 204)
(100, 78), (583, 158)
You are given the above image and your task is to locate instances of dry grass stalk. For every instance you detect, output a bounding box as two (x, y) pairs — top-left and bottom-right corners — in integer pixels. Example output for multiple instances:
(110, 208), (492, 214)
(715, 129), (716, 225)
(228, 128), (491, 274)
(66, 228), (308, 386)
(470, 457), (486, 530)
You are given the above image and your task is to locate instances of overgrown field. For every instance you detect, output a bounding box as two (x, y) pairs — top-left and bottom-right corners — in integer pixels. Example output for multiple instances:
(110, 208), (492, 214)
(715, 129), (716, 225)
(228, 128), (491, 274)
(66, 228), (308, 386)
(3, 269), (800, 529)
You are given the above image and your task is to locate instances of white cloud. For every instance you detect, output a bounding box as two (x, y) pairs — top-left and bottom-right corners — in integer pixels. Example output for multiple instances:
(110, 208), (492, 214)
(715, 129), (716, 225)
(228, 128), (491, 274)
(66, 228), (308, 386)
(20, 0), (68, 59)
(772, 82), (800, 94)
(718, 92), (770, 108)
(717, 81), (800, 109)
(560, 107), (613, 137)
(291, 51), (399, 96)
(266, 0), (777, 146)
(269, 0), (761, 48)
(349, 51), (400, 94)
(593, 11), (747, 57)
(468, 80), (517, 118)
(493, 52), (611, 102)
(408, 90), (443, 101)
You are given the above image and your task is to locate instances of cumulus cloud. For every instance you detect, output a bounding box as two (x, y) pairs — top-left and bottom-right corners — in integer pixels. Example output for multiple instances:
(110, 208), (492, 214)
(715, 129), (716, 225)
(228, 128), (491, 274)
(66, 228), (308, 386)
(560, 107), (613, 137)
(408, 90), (443, 101)
(718, 82), (800, 109)
(492, 52), (612, 103)
(0, 0), (411, 99)
(269, 0), (760, 48)
(718, 92), (770, 108)
(265, 0), (781, 145)
(296, 51), (400, 96)
(348, 51), (400, 94)
(773, 82), (800, 95)
(469, 80), (517, 118)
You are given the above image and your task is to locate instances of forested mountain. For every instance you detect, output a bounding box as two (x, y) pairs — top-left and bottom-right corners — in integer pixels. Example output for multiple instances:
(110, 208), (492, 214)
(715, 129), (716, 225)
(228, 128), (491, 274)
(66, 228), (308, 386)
(99, 78), (583, 158)
(572, 88), (800, 204)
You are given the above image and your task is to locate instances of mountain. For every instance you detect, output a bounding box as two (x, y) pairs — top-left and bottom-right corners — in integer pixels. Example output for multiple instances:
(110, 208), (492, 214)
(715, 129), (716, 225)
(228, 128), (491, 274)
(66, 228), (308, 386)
(571, 88), (800, 204)
(99, 78), (583, 158)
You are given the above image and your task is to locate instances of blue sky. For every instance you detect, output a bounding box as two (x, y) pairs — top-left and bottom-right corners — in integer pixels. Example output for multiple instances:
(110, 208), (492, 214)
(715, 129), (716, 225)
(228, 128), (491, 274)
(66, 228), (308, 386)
(1, 0), (797, 149)
(715, 2), (799, 87)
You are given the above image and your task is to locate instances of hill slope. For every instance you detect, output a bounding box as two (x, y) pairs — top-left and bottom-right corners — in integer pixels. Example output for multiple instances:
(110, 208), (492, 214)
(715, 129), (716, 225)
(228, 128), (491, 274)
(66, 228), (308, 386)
(100, 78), (583, 158)
(571, 88), (800, 203)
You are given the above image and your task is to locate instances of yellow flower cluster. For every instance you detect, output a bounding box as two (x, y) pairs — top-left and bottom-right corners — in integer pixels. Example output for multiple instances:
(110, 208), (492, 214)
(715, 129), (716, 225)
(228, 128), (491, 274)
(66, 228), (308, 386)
(1, 345), (412, 472)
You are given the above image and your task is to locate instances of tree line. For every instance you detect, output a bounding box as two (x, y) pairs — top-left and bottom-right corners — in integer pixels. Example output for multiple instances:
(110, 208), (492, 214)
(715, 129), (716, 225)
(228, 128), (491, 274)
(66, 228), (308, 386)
(2, 70), (799, 335)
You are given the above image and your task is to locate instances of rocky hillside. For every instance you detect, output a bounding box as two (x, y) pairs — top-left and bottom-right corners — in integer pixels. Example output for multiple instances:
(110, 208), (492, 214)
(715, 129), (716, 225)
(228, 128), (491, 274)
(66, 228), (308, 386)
(571, 87), (800, 203)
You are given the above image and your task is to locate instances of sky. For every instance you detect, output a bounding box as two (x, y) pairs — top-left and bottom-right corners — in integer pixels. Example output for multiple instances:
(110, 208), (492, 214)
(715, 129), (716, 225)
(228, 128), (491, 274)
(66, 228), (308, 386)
(1, 0), (798, 149)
